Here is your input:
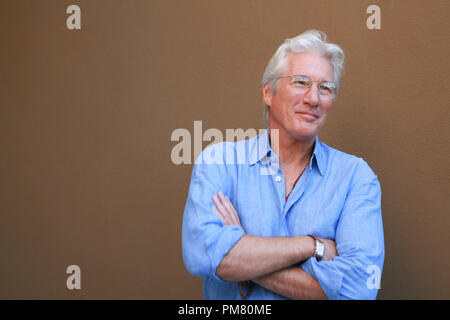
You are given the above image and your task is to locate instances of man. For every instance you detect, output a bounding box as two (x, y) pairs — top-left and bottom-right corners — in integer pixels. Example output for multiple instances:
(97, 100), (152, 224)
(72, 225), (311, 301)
(182, 30), (385, 300)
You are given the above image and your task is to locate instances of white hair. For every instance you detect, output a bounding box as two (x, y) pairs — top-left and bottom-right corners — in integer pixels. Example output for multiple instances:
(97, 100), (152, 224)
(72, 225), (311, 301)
(261, 30), (345, 127)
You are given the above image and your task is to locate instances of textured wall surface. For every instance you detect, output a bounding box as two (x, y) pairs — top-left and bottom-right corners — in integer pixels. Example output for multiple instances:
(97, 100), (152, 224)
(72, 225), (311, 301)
(1, 0), (449, 299)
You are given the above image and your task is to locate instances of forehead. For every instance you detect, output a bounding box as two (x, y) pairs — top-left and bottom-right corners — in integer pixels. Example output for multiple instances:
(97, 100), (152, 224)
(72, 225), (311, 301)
(285, 52), (334, 82)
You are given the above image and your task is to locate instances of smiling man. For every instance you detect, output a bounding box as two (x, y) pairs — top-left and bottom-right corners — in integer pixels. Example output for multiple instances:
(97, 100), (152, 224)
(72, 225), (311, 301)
(182, 30), (385, 300)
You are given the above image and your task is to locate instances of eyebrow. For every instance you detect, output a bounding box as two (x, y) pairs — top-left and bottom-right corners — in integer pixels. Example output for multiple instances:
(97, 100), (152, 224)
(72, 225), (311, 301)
(292, 75), (334, 83)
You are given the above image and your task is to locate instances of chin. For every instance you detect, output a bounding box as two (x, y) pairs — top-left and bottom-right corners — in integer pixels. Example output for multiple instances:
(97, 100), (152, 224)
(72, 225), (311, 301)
(289, 129), (317, 142)
(288, 123), (317, 139)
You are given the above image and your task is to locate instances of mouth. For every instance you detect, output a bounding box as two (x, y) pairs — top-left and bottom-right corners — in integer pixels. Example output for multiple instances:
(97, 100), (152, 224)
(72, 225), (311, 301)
(295, 111), (319, 120)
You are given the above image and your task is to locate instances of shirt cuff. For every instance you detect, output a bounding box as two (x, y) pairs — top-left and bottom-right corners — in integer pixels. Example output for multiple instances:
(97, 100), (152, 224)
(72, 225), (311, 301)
(301, 257), (344, 300)
(205, 225), (246, 283)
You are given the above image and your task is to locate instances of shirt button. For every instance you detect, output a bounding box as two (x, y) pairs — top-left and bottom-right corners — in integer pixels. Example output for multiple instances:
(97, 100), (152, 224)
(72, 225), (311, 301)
(275, 176), (281, 182)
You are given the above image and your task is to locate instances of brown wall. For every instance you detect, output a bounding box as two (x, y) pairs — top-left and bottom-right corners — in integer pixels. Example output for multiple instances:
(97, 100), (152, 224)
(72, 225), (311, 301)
(1, 0), (449, 299)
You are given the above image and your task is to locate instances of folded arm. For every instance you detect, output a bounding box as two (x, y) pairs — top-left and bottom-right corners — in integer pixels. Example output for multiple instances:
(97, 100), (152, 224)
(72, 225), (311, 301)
(254, 266), (327, 300)
(212, 191), (315, 281)
(216, 233), (315, 281)
(212, 191), (336, 300)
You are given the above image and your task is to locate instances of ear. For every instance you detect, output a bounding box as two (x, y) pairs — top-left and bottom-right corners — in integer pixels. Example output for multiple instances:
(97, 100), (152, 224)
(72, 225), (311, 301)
(262, 83), (273, 107)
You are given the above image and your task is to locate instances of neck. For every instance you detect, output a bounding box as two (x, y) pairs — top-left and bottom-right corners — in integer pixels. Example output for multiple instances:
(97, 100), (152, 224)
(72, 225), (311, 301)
(268, 127), (315, 170)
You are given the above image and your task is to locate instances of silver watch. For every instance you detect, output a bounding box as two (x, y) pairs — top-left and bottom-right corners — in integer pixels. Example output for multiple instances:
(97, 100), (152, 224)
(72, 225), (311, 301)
(315, 240), (325, 260)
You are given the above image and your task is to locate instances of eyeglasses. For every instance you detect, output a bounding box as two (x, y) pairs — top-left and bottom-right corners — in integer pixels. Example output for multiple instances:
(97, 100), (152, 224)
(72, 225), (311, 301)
(277, 75), (336, 96)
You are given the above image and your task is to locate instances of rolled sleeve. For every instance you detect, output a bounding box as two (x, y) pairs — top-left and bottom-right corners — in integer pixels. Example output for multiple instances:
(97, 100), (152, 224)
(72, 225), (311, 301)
(182, 143), (245, 283)
(204, 224), (245, 282)
(301, 159), (385, 300)
(301, 257), (344, 300)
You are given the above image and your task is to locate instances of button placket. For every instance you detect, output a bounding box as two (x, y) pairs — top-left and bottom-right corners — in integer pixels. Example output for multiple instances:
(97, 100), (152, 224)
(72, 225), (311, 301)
(283, 167), (312, 221)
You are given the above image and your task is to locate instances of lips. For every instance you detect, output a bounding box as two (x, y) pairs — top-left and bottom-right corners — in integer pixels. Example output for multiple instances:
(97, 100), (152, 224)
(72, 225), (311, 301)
(296, 111), (318, 119)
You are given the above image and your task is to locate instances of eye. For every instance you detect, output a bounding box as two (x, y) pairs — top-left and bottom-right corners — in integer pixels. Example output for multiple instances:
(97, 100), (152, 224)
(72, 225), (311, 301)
(291, 76), (310, 87)
(294, 80), (308, 86)
(319, 83), (335, 94)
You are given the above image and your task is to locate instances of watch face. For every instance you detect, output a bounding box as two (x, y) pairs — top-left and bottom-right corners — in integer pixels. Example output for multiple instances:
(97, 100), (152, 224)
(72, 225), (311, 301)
(317, 242), (325, 259)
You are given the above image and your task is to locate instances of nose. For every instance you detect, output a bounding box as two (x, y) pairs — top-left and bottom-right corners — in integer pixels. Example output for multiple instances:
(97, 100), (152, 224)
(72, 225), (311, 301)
(303, 84), (320, 108)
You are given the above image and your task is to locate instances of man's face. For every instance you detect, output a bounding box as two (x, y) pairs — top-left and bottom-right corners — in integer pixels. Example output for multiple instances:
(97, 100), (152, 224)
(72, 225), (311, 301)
(264, 52), (335, 142)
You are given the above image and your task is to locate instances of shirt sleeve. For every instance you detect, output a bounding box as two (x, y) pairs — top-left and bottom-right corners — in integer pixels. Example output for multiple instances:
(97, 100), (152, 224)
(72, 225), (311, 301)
(301, 159), (385, 300)
(182, 143), (245, 283)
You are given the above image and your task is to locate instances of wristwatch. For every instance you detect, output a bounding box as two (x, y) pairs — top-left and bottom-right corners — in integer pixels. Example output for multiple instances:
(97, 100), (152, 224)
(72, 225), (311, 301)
(309, 235), (325, 260)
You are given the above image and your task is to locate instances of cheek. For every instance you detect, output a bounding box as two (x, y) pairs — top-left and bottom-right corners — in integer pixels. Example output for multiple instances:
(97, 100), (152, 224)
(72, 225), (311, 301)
(316, 106), (332, 128)
(272, 95), (293, 117)
(319, 102), (333, 116)
(290, 91), (305, 104)
(277, 88), (301, 106)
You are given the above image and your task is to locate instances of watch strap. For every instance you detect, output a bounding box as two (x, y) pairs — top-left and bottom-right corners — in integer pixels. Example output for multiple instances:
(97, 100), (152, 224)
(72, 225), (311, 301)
(307, 235), (324, 260)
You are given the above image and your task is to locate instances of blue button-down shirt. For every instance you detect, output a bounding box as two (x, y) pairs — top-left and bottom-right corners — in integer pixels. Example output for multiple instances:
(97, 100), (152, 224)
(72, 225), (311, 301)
(182, 130), (384, 300)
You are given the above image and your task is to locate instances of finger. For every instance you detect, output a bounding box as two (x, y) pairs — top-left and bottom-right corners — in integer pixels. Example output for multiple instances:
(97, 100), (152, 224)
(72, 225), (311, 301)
(212, 195), (232, 224)
(212, 204), (230, 225)
(223, 196), (240, 223)
(218, 192), (237, 222)
(224, 196), (239, 216)
(212, 205), (226, 224)
(212, 194), (227, 214)
(224, 196), (241, 225)
(211, 204), (221, 216)
(215, 192), (241, 227)
(214, 193), (234, 221)
(218, 191), (231, 209)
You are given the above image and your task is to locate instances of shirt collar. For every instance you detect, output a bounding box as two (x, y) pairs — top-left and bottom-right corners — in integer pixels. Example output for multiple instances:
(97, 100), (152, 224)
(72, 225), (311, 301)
(311, 135), (326, 176)
(248, 129), (272, 166)
(248, 129), (326, 176)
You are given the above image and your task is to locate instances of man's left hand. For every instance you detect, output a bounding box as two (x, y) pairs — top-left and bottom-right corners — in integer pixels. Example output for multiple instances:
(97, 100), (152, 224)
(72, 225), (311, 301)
(211, 191), (243, 230)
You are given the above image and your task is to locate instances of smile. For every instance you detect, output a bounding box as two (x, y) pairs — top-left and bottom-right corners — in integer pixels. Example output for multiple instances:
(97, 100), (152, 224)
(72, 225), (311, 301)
(296, 112), (318, 120)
